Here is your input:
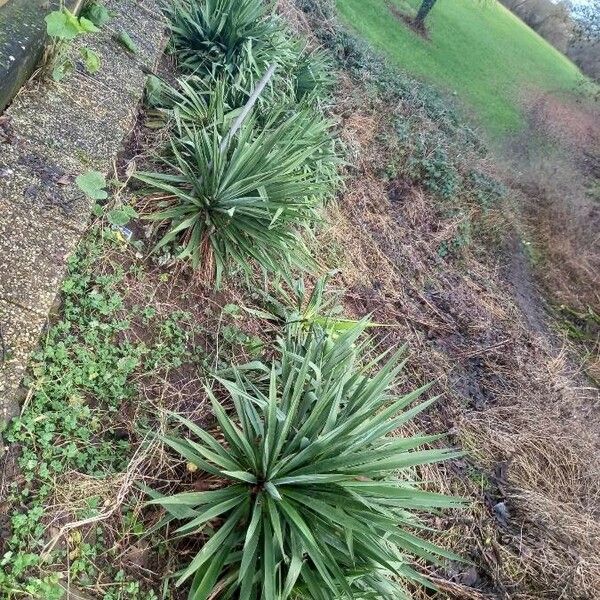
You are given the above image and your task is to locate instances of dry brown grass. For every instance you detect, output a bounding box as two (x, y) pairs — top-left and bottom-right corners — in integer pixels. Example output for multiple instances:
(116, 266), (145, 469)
(503, 91), (600, 386)
(310, 57), (600, 599)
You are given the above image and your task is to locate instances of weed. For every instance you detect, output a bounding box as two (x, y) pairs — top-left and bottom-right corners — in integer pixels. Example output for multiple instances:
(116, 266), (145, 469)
(0, 228), (201, 599)
(44, 7), (102, 81)
(467, 170), (507, 209)
(408, 144), (460, 200)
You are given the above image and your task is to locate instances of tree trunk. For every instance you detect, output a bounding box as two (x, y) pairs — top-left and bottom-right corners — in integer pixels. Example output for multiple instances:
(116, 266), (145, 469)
(415, 0), (438, 27)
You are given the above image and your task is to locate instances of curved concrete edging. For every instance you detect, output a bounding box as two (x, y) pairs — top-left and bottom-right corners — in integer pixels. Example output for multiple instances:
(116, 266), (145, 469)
(0, 0), (166, 430)
(0, 1), (85, 113)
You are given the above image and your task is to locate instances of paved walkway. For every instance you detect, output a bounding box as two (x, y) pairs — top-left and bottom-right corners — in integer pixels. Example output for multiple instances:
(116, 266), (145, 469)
(0, 0), (165, 429)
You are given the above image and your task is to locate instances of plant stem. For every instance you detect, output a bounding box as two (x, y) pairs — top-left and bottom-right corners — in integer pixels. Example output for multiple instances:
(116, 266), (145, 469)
(219, 63), (277, 153)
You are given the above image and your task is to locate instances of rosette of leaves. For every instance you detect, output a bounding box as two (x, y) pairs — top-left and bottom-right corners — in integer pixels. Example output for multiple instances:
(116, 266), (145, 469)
(166, 78), (237, 132)
(165, 0), (284, 76)
(145, 320), (463, 599)
(135, 106), (336, 286)
(165, 0), (300, 108)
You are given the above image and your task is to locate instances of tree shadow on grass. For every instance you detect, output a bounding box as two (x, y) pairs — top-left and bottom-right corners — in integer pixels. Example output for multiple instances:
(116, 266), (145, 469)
(385, 1), (431, 40)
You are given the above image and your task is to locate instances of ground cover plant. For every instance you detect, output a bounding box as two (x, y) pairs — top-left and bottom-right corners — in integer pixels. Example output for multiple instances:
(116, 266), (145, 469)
(295, 0), (505, 262)
(0, 228), (182, 599)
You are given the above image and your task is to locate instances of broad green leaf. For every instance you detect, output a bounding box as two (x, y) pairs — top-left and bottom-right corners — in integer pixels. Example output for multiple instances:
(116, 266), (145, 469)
(52, 59), (74, 82)
(80, 47), (101, 74)
(107, 205), (138, 227)
(45, 10), (81, 40)
(145, 75), (163, 107)
(221, 471), (257, 484)
(76, 171), (108, 200)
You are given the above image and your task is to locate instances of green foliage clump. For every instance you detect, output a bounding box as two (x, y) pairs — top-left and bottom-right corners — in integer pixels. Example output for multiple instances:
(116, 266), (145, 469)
(136, 107), (335, 285)
(0, 230), (194, 600)
(147, 319), (461, 600)
(165, 0), (312, 108)
(557, 305), (600, 385)
(139, 0), (338, 286)
(467, 170), (507, 208)
(166, 0), (278, 78)
(45, 7), (103, 80)
(293, 50), (335, 101)
(407, 144), (460, 200)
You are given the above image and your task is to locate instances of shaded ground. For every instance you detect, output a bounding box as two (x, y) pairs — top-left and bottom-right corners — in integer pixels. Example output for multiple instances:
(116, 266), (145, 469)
(502, 232), (549, 336)
(504, 90), (600, 382)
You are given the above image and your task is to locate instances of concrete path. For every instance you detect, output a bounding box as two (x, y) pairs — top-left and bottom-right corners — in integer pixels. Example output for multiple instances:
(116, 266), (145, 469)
(0, 0), (165, 429)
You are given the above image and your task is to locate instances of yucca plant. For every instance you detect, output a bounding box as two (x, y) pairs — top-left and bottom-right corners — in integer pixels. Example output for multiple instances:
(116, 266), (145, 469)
(146, 320), (463, 599)
(166, 0), (272, 73)
(165, 0), (306, 110)
(166, 0), (286, 82)
(135, 106), (336, 286)
(293, 49), (334, 102)
(164, 77), (237, 131)
(143, 77), (235, 134)
(238, 275), (369, 339)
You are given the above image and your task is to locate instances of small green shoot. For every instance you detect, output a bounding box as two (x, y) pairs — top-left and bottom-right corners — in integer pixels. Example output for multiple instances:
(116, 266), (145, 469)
(45, 7), (103, 80)
(115, 31), (138, 54)
(107, 205), (138, 227)
(80, 47), (101, 74)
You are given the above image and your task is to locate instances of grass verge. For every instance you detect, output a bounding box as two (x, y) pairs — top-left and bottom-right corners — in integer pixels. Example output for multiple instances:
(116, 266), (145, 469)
(336, 0), (588, 138)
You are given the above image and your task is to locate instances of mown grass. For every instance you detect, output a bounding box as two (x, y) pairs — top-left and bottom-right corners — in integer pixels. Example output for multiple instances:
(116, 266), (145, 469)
(336, 0), (587, 138)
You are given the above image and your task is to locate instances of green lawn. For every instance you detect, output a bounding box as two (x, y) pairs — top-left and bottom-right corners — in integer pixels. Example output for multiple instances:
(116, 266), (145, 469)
(336, 0), (586, 138)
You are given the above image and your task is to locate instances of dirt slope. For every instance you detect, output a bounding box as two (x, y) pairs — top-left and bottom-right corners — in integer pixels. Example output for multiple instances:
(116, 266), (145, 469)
(284, 1), (600, 597)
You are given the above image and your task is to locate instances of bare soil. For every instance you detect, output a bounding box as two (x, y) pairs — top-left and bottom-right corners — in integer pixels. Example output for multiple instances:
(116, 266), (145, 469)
(386, 1), (430, 39)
